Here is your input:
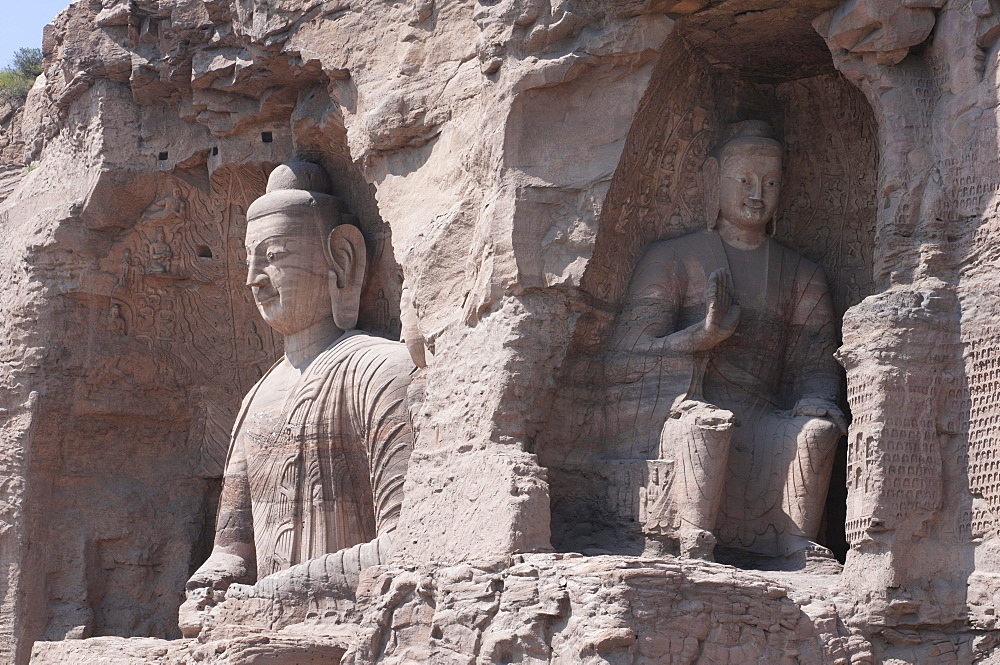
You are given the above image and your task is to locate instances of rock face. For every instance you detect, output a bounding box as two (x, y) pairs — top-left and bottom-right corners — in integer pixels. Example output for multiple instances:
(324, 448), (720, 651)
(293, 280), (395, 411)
(32, 554), (868, 665)
(1, 0), (1000, 663)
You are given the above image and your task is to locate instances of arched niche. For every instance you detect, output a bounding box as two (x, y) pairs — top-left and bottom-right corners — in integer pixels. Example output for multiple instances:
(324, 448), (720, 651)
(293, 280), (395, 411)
(537, 5), (877, 564)
(26, 80), (404, 641)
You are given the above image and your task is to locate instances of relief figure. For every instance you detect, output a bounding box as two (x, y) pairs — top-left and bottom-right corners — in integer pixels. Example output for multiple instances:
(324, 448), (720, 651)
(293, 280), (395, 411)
(607, 121), (846, 564)
(179, 161), (416, 634)
(147, 227), (174, 275)
(109, 303), (127, 336)
(246, 321), (264, 352)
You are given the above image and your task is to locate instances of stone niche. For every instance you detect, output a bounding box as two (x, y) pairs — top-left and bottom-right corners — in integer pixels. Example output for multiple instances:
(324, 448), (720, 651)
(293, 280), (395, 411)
(537, 6), (877, 564)
(18, 80), (403, 646)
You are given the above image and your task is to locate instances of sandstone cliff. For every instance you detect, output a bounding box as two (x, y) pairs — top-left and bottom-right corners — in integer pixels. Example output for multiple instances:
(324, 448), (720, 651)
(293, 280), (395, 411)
(2, 0), (999, 663)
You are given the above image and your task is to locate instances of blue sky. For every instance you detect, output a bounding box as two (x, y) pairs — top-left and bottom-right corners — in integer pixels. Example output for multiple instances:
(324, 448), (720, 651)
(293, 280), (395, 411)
(1, 1), (72, 68)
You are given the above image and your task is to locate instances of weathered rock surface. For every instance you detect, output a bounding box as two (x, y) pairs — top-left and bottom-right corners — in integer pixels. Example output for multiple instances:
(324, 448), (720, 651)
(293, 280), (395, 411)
(4, 0), (1000, 663)
(32, 554), (871, 664)
(0, 105), (26, 203)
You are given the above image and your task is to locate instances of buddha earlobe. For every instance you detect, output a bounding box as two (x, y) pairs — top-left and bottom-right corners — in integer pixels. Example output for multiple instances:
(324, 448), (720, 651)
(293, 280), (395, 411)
(703, 157), (720, 230)
(326, 224), (367, 330)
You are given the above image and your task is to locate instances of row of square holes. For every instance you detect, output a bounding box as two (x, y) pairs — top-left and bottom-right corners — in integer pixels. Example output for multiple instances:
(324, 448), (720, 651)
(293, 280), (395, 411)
(158, 132), (274, 161)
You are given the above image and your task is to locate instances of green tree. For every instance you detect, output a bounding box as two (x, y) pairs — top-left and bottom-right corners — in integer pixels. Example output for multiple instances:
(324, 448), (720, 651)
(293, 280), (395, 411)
(11, 48), (42, 79)
(0, 48), (43, 107)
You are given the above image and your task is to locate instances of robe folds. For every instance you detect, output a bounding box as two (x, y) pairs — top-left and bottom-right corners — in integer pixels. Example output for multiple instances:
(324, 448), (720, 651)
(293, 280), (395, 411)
(219, 331), (416, 580)
(607, 230), (841, 555)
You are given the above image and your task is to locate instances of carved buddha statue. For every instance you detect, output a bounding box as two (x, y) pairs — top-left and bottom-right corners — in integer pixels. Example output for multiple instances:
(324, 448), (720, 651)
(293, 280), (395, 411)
(607, 121), (846, 564)
(179, 161), (415, 635)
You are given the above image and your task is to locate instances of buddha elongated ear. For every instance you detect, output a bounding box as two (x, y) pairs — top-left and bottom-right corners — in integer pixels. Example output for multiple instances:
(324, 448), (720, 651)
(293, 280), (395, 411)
(703, 156), (720, 230)
(326, 224), (367, 330)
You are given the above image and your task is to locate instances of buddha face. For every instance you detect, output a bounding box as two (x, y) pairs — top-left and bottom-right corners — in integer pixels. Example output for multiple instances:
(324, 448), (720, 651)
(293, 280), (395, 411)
(245, 212), (332, 336)
(717, 140), (782, 229)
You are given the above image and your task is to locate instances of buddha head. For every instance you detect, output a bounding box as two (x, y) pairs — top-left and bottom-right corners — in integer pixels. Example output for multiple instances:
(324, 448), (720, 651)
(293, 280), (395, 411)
(703, 120), (783, 234)
(244, 161), (367, 336)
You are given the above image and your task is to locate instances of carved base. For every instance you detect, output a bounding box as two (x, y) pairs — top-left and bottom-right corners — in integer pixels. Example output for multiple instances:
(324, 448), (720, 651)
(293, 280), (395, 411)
(29, 555), (866, 665)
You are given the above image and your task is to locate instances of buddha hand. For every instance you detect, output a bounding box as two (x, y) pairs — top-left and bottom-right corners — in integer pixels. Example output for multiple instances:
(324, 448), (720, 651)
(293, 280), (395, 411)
(681, 267), (741, 353)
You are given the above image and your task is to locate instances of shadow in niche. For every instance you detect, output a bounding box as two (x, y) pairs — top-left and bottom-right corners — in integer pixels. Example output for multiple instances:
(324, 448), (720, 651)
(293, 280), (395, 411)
(823, 438), (849, 562)
(294, 81), (405, 341)
(538, 4), (877, 570)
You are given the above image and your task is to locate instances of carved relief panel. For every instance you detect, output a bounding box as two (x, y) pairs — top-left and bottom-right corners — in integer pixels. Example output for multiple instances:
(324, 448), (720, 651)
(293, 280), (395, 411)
(773, 75), (878, 317)
(94, 165), (282, 477)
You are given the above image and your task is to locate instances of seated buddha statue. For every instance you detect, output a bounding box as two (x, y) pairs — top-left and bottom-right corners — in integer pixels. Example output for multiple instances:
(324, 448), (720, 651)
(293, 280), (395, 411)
(606, 121), (846, 564)
(179, 161), (415, 635)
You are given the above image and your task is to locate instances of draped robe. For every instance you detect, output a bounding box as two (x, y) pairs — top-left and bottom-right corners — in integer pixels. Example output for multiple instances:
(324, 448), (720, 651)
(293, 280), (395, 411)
(218, 331), (415, 580)
(607, 230), (841, 555)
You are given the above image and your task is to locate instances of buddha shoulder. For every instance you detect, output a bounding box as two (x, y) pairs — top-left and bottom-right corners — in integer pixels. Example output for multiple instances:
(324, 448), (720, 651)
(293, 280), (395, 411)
(321, 332), (417, 381)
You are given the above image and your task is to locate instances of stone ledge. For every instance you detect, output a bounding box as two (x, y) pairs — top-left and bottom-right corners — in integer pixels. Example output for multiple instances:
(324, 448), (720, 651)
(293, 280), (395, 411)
(31, 554), (869, 665)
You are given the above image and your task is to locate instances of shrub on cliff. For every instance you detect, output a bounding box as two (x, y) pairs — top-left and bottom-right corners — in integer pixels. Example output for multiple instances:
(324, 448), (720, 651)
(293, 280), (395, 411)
(0, 48), (43, 107)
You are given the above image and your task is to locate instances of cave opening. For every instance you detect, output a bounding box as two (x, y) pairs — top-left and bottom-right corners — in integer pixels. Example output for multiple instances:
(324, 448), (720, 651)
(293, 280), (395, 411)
(542, 2), (877, 569)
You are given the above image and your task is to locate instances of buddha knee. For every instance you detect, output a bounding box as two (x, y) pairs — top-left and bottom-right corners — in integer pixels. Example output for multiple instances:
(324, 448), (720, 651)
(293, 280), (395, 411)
(661, 401), (734, 459)
(795, 417), (841, 454)
(669, 400), (735, 431)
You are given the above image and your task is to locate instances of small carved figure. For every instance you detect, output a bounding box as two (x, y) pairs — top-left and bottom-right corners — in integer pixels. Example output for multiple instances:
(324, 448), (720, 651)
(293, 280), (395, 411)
(144, 181), (188, 224)
(136, 295), (155, 328)
(109, 303), (127, 336)
(171, 182), (188, 218)
(789, 182), (812, 217)
(677, 113), (695, 140)
(607, 121), (846, 565)
(374, 288), (390, 331)
(155, 307), (176, 340)
(117, 249), (134, 290)
(179, 161), (415, 636)
(847, 275), (861, 306)
(246, 321), (264, 352)
(147, 227), (173, 275)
